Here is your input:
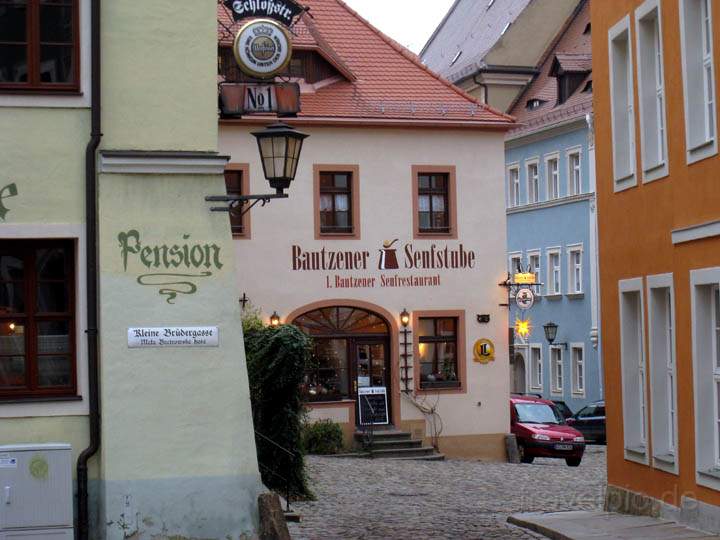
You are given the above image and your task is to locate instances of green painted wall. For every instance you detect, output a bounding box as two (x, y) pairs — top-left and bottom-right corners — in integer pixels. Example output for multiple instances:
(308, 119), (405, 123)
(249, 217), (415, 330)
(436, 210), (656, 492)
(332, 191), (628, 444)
(0, 108), (88, 223)
(101, 0), (218, 152)
(1, 416), (97, 478)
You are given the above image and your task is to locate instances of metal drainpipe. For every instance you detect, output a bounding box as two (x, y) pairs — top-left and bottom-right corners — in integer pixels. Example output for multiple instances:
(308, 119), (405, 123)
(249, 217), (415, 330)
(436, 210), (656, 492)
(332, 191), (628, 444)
(77, 0), (101, 537)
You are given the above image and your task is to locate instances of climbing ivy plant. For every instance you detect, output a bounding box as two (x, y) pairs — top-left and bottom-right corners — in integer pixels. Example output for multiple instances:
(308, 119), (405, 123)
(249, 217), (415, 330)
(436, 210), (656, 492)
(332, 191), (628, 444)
(243, 317), (313, 499)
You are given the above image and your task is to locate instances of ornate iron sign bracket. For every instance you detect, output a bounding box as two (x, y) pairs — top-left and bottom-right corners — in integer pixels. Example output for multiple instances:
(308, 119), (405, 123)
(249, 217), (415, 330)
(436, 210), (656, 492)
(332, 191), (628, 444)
(205, 193), (289, 217)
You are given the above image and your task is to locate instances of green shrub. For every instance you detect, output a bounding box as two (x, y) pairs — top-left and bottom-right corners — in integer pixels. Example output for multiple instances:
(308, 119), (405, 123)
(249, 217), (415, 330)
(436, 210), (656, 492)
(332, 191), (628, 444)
(303, 419), (344, 455)
(244, 323), (314, 499)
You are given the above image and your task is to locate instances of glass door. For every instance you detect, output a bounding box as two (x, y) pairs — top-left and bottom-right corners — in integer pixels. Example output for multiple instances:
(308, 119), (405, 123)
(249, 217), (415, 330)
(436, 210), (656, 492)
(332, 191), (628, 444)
(353, 339), (390, 425)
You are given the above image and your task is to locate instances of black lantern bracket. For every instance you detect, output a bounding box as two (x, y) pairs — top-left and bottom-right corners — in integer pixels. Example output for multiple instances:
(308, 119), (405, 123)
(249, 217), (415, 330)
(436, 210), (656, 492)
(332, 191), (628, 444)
(206, 192), (288, 218)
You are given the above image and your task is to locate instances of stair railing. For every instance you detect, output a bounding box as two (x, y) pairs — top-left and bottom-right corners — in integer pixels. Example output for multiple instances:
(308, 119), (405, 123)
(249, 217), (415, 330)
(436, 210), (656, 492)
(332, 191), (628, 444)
(254, 429), (301, 512)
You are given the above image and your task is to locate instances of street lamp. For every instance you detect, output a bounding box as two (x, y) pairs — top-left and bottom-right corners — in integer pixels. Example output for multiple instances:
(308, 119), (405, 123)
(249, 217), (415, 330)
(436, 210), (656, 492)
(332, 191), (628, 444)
(543, 321), (567, 349)
(252, 123), (309, 194)
(400, 308), (410, 327)
(206, 122), (309, 217)
(399, 309), (412, 393)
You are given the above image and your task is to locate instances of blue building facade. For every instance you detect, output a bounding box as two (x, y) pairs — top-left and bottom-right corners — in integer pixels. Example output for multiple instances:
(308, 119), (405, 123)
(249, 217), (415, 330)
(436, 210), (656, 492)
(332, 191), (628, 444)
(506, 121), (601, 414)
(503, 0), (600, 414)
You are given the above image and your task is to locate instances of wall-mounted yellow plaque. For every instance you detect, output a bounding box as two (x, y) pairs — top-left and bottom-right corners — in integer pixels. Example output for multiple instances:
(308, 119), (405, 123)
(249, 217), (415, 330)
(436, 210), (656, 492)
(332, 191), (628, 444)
(473, 339), (495, 364)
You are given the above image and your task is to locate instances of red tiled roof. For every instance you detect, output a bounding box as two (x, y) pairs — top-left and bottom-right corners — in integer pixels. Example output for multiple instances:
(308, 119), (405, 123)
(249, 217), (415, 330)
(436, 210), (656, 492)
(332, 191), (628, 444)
(508, 0), (591, 137)
(218, 0), (515, 128)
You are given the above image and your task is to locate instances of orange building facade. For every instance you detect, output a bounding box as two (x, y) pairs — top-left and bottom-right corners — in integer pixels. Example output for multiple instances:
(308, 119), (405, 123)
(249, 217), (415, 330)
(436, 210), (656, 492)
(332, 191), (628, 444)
(593, 0), (720, 531)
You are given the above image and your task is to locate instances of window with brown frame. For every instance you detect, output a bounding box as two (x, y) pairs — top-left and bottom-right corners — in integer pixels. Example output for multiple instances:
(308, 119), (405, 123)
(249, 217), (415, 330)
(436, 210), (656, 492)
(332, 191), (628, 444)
(319, 171), (353, 234)
(0, 0), (79, 92)
(417, 173), (450, 233)
(224, 168), (245, 235)
(0, 240), (76, 400)
(418, 317), (460, 389)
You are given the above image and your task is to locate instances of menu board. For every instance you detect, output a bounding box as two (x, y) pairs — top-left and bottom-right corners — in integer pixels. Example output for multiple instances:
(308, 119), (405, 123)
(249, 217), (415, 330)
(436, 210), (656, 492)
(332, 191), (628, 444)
(358, 386), (389, 425)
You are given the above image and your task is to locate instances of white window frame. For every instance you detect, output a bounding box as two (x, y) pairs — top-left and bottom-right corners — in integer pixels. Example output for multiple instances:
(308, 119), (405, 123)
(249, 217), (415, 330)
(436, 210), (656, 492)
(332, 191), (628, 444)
(527, 249), (541, 297)
(545, 153), (561, 200)
(690, 267), (720, 491)
(571, 343), (585, 396)
(609, 16), (638, 191)
(566, 147), (583, 196)
(507, 164), (520, 207)
(530, 344), (543, 390)
(567, 244), (584, 296)
(526, 157), (540, 204)
(635, 0), (670, 182)
(509, 251), (522, 297)
(546, 248), (562, 297)
(680, 0), (718, 164)
(550, 346), (563, 394)
(647, 273), (678, 474)
(619, 277), (649, 464)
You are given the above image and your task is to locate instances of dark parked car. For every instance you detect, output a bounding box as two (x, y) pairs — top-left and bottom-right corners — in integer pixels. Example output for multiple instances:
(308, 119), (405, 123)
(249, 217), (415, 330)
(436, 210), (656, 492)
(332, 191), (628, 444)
(566, 401), (606, 444)
(510, 395), (585, 466)
(552, 400), (574, 419)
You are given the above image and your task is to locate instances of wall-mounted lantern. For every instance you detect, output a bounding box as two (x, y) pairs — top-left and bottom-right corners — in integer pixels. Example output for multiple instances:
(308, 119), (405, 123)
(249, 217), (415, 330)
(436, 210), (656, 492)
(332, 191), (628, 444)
(206, 122), (309, 217)
(399, 308), (412, 393)
(543, 321), (567, 349)
(269, 311), (281, 327)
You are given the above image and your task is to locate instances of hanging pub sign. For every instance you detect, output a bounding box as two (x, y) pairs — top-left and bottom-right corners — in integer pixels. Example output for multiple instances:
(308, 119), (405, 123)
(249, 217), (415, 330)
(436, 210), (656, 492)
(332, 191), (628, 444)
(233, 18), (293, 79)
(220, 82), (301, 116)
(516, 287), (535, 310)
(513, 271), (536, 285)
(223, 0), (304, 26)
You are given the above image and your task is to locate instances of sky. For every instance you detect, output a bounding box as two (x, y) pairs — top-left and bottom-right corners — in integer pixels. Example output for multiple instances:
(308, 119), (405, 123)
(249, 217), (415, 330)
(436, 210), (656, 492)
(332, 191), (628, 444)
(342, 0), (456, 54)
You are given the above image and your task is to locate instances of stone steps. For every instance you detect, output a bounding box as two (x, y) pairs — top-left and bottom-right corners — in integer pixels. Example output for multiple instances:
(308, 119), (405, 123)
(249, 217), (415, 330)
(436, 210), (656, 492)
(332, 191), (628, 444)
(354, 429), (445, 461)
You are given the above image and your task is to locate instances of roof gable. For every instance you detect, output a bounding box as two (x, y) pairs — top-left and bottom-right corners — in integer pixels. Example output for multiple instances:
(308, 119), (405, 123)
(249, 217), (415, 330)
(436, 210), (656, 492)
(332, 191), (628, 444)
(508, 0), (592, 136)
(218, 0), (515, 127)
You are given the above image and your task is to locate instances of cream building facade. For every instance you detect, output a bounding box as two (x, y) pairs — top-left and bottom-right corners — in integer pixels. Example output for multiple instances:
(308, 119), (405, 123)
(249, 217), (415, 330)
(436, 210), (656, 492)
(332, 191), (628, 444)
(218, 0), (516, 460)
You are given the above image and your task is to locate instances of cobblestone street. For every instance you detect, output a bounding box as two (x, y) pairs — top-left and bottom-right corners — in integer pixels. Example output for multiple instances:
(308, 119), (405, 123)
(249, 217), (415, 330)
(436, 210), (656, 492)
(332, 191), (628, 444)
(288, 446), (606, 539)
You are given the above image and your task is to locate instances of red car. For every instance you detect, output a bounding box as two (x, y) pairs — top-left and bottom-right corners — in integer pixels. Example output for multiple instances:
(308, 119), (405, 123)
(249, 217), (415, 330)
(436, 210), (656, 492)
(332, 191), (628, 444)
(510, 395), (586, 466)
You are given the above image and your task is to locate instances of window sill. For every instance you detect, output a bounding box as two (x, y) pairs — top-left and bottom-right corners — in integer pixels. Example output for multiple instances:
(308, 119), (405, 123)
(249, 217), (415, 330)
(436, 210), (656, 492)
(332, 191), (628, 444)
(0, 395), (82, 405)
(614, 173), (637, 193)
(420, 381), (461, 390)
(624, 445), (648, 464)
(571, 390), (585, 397)
(653, 453), (676, 465)
(319, 232), (357, 238)
(566, 292), (584, 299)
(687, 137), (718, 165)
(699, 467), (720, 481)
(0, 88), (82, 96)
(303, 399), (356, 406)
(545, 294), (562, 300)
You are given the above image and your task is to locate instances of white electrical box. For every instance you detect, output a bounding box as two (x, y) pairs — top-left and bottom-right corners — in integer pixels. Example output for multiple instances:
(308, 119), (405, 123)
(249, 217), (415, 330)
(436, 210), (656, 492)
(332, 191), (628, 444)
(0, 444), (73, 540)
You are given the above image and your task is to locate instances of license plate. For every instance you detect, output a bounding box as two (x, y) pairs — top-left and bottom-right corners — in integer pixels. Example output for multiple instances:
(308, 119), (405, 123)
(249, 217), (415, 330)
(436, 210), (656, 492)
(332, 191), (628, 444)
(555, 444), (573, 451)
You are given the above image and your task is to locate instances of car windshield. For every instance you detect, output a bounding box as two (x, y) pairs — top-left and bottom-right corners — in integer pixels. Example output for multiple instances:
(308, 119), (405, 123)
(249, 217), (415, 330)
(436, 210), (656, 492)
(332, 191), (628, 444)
(515, 403), (564, 425)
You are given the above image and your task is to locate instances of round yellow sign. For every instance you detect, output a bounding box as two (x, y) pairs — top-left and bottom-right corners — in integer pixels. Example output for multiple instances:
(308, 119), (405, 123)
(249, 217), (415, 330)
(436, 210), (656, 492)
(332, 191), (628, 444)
(473, 339), (495, 364)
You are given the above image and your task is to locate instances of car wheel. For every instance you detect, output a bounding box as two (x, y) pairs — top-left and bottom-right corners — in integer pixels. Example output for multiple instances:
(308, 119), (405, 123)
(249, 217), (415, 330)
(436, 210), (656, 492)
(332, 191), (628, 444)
(518, 445), (534, 464)
(566, 457), (582, 467)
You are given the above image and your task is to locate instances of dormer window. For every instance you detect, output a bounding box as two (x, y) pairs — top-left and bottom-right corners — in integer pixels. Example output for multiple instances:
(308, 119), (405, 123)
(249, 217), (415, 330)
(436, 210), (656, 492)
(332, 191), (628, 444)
(526, 99), (547, 111)
(558, 73), (587, 104)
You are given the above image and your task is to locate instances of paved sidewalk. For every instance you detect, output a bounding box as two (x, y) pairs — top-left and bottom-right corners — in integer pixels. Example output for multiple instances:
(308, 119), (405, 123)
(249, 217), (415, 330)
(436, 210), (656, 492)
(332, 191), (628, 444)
(509, 511), (720, 539)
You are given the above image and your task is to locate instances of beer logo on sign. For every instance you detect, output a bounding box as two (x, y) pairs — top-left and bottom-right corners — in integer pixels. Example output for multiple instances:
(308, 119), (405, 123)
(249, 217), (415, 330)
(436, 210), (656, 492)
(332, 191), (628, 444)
(234, 19), (292, 79)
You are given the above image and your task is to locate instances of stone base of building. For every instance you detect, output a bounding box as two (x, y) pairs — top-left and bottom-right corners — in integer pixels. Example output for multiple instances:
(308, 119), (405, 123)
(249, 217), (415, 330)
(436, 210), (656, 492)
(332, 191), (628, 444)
(605, 484), (720, 535)
(434, 433), (508, 461)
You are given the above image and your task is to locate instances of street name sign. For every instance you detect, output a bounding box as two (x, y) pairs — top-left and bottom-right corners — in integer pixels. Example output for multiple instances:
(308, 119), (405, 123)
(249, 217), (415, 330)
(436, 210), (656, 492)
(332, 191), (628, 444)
(128, 327), (219, 348)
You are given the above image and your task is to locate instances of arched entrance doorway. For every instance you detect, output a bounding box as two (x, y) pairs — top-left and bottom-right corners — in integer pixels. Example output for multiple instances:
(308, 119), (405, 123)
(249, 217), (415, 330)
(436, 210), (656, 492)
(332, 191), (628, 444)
(510, 352), (527, 394)
(292, 306), (392, 425)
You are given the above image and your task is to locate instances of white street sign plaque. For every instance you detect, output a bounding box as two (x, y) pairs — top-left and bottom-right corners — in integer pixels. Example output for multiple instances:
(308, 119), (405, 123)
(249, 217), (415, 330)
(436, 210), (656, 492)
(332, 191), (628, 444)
(128, 327), (219, 348)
